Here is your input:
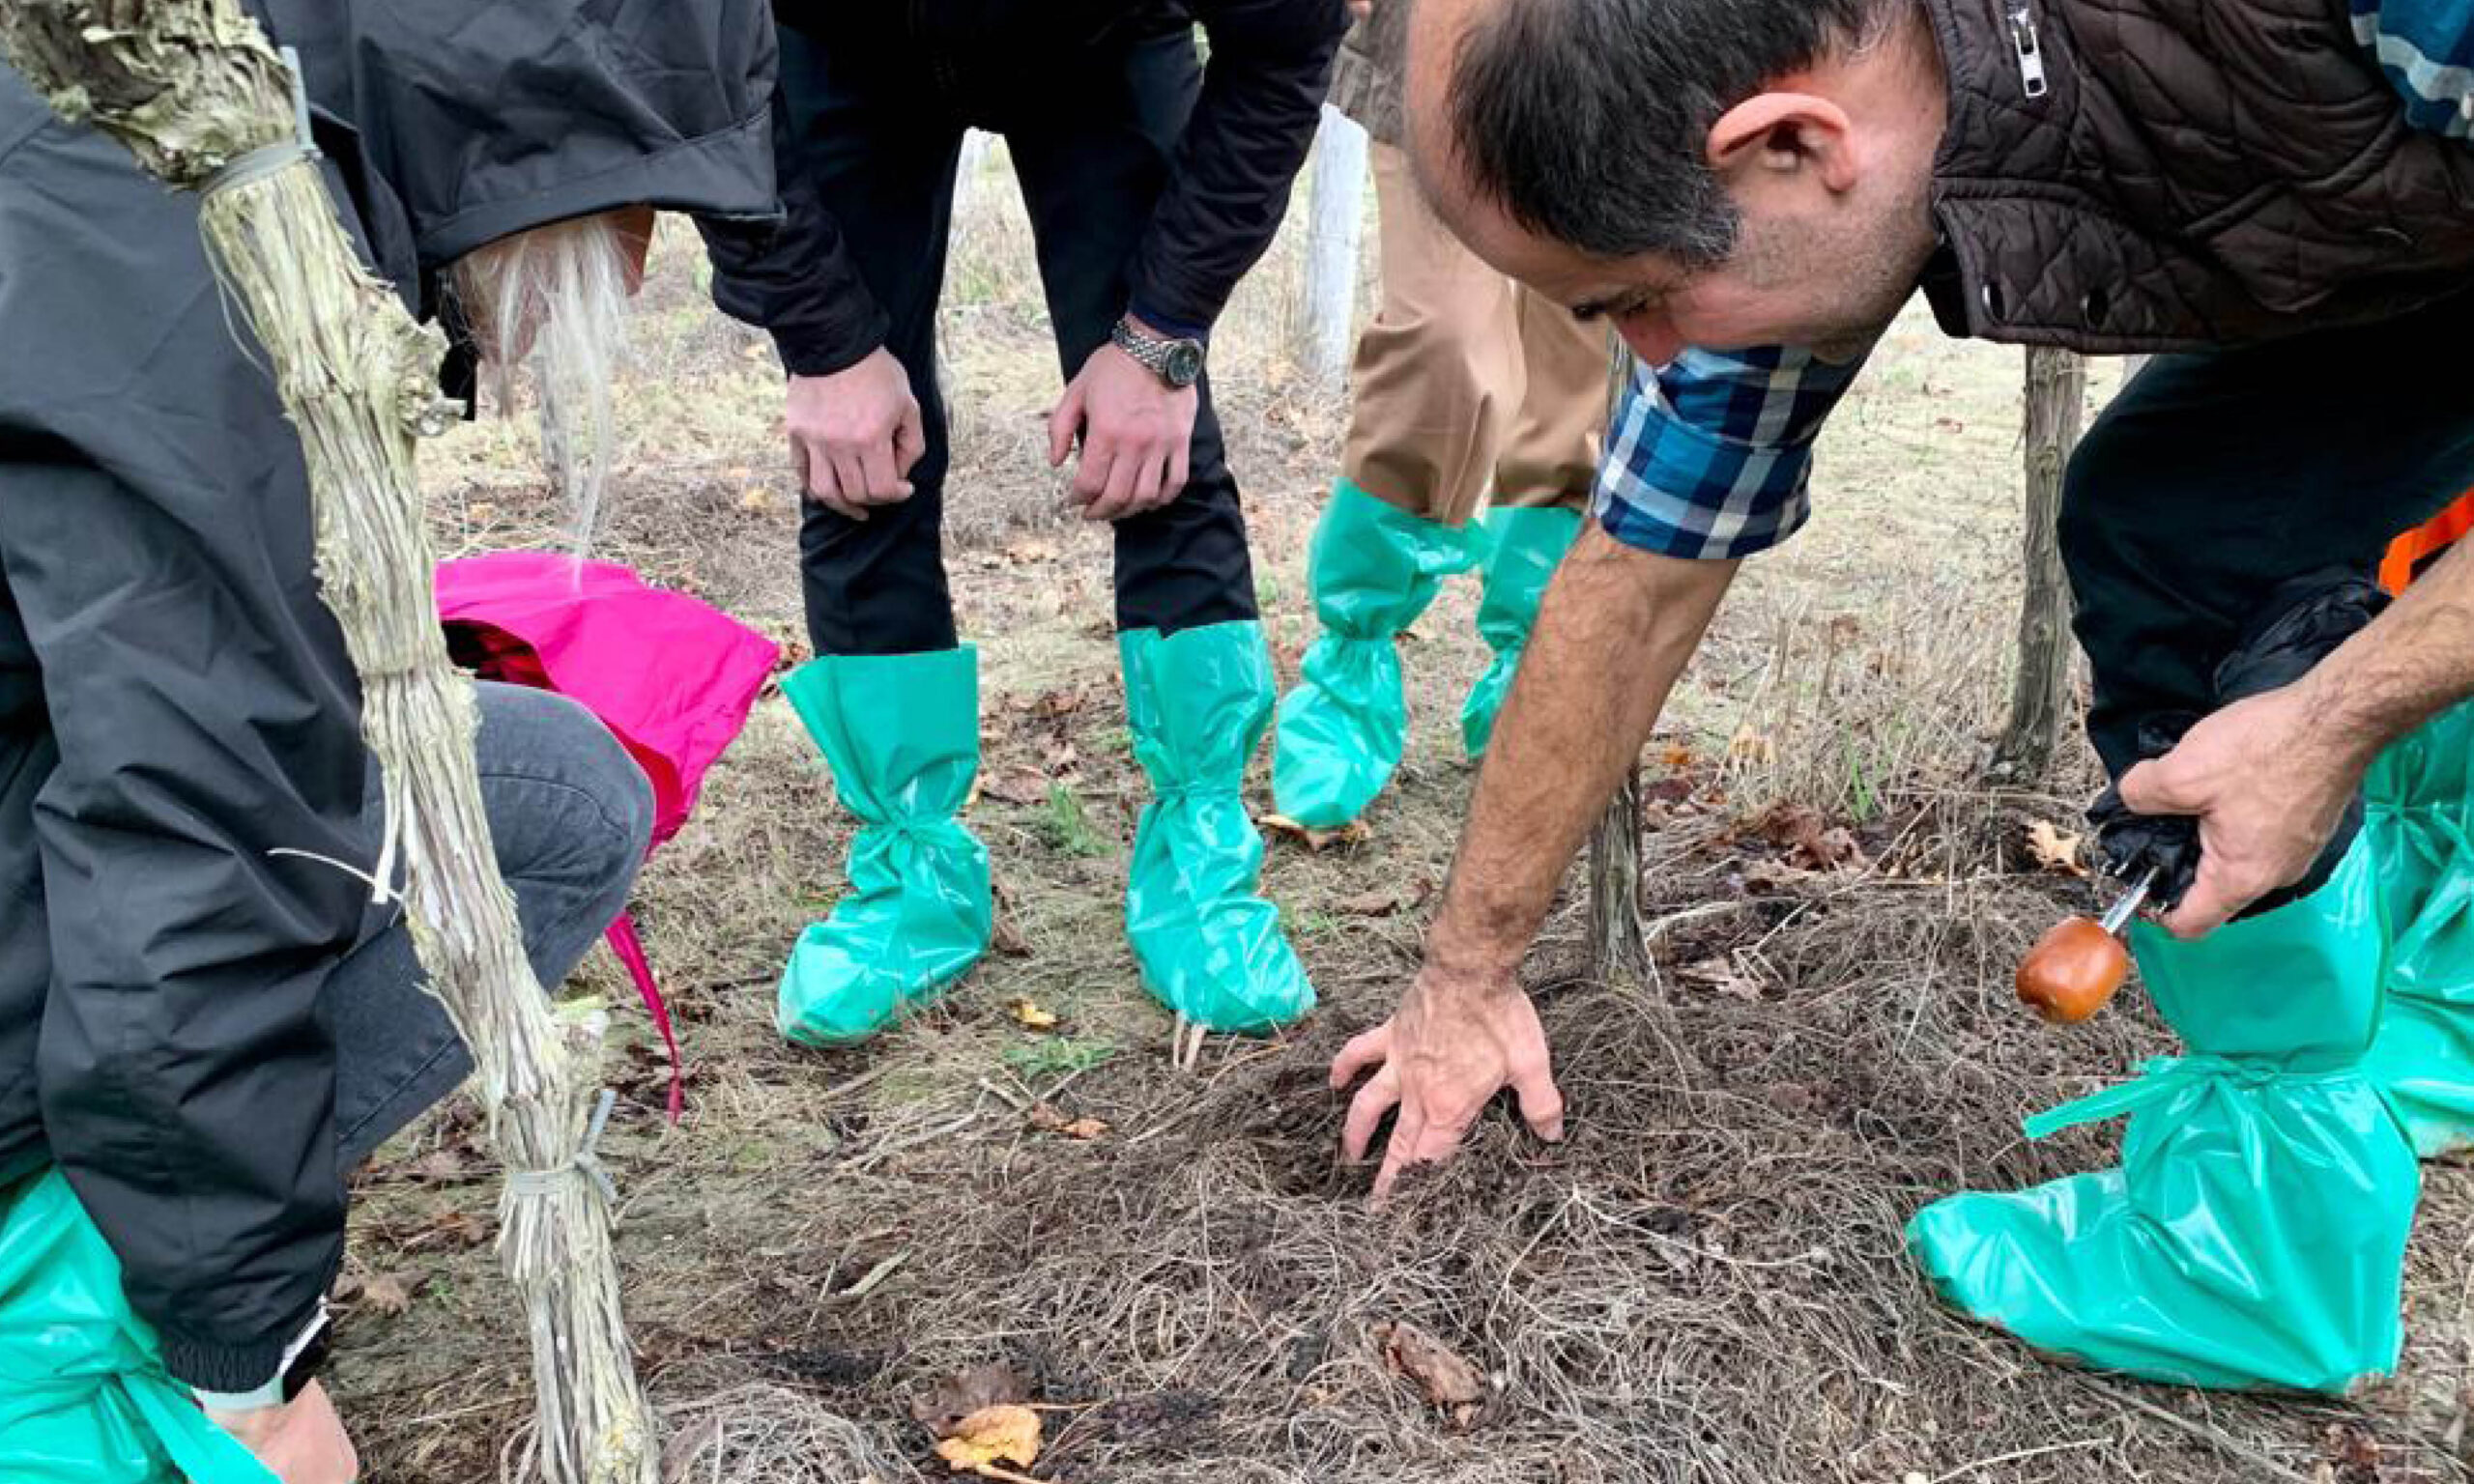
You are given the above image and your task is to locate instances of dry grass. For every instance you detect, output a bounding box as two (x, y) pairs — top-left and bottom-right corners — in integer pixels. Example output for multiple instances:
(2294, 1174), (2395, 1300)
(337, 142), (2474, 1484)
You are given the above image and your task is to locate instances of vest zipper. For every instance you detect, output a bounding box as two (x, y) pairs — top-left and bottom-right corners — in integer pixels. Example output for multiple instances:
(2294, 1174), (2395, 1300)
(2005, 2), (2050, 100)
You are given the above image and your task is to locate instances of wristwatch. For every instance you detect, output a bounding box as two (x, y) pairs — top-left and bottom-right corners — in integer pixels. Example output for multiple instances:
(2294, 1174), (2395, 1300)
(195, 1303), (332, 1414)
(1109, 316), (1205, 389)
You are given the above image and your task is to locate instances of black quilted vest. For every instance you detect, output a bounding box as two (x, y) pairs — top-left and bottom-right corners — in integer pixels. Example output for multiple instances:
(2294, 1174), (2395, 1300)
(1921, 0), (2474, 350)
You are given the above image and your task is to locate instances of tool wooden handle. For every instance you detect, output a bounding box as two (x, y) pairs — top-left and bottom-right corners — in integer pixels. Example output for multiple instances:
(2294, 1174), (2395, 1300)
(2016, 915), (2130, 1024)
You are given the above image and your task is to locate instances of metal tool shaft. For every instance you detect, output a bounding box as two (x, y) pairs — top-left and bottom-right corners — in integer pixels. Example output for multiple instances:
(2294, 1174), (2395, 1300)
(2098, 863), (2162, 935)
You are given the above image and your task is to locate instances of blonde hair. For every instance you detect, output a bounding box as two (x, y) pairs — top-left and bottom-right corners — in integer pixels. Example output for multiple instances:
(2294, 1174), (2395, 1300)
(452, 212), (634, 556)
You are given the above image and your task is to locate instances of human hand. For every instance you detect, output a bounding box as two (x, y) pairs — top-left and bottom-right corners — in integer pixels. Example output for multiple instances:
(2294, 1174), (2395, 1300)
(1347, 0), (1373, 18)
(788, 347), (926, 522)
(208, 1382), (358, 1484)
(1331, 963), (1565, 1203)
(2116, 681), (2370, 938)
(1046, 327), (1196, 524)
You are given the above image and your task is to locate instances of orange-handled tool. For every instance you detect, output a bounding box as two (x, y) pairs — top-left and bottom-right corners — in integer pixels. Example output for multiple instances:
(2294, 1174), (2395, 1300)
(2016, 865), (2158, 1024)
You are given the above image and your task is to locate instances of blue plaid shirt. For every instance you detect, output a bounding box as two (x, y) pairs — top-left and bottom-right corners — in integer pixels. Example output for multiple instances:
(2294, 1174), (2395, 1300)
(1592, 344), (1872, 561)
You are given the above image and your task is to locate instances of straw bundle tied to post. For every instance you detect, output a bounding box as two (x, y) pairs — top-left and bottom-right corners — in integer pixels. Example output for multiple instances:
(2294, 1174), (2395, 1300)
(0, 5), (656, 1481)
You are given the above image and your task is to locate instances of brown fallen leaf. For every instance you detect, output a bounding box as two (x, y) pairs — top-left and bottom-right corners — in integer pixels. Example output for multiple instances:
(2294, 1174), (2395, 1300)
(2319, 1421), (2380, 1484)
(359, 1270), (416, 1317)
(1026, 1103), (1109, 1140)
(1680, 955), (1762, 1001)
(417, 1209), (490, 1250)
(1336, 878), (1431, 917)
(1261, 813), (1370, 852)
(1007, 996), (1058, 1030)
(1025, 687), (1090, 721)
(933, 1405), (1043, 1475)
(912, 1364), (1029, 1437)
(981, 768), (1050, 807)
(2026, 818), (2089, 877)
(406, 1147), (475, 1183)
(1749, 801), (1866, 871)
(989, 876), (1033, 959)
(1373, 1320), (1484, 1429)
(1726, 722), (1774, 766)
(1738, 857), (1807, 894)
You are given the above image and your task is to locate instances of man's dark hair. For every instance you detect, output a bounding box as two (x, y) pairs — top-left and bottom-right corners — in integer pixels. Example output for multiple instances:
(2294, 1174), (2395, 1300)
(1450, 0), (1889, 266)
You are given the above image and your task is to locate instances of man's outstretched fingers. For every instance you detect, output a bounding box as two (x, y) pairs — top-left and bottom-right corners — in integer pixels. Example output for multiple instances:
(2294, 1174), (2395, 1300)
(1340, 1066), (1400, 1164)
(1370, 1103), (1426, 1205)
(1331, 1024), (1392, 1089)
(1510, 1056), (1566, 1143)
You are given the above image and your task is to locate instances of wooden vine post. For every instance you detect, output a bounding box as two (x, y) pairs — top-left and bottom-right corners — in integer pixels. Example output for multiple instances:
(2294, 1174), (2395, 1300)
(1987, 346), (2088, 785)
(0, 6), (655, 1480)
(1586, 341), (1652, 985)
(1291, 102), (1368, 386)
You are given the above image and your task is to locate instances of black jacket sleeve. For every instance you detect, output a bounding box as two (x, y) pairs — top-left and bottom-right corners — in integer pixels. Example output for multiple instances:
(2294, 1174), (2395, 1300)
(694, 18), (893, 377)
(0, 73), (367, 1392)
(695, 113), (892, 378)
(1128, 0), (1348, 338)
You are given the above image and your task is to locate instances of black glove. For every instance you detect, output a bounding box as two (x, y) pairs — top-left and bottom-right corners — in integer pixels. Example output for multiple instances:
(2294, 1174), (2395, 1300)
(2087, 568), (2385, 922)
(2087, 711), (2201, 904)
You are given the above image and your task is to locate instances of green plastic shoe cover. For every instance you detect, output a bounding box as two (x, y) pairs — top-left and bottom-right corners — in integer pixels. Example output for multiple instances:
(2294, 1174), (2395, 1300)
(1907, 840), (2417, 1391)
(776, 646), (992, 1045)
(0, 1168), (274, 1483)
(2363, 699), (2474, 1156)
(1461, 505), (1583, 759)
(1123, 621), (1315, 1033)
(1273, 479), (1487, 828)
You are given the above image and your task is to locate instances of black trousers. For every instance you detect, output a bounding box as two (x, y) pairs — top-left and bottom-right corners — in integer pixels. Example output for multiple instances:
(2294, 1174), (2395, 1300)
(2059, 292), (2474, 777)
(777, 18), (1259, 658)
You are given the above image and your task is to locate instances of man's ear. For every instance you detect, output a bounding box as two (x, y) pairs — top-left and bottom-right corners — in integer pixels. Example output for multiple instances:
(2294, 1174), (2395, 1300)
(1707, 92), (1857, 193)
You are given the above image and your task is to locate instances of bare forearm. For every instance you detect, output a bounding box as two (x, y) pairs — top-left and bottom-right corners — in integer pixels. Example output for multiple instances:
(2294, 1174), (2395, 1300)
(1425, 528), (1737, 984)
(2306, 538), (2474, 766)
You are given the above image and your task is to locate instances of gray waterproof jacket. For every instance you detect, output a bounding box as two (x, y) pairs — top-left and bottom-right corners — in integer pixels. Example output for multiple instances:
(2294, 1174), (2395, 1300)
(0, 0), (775, 1392)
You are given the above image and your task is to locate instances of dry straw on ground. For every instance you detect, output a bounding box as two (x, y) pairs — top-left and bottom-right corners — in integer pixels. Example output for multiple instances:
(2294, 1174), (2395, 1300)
(350, 144), (2474, 1484)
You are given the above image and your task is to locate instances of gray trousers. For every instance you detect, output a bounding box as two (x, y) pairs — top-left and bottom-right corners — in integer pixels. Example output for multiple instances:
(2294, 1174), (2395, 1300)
(332, 682), (653, 1167)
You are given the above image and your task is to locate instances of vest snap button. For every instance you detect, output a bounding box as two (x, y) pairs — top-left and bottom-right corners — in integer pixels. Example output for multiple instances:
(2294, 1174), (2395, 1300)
(2081, 288), (2109, 325)
(1982, 281), (2007, 317)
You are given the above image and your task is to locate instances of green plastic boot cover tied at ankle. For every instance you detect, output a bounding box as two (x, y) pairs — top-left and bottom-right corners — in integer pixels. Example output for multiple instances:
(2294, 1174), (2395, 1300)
(1907, 841), (2416, 1392)
(1273, 479), (1486, 828)
(1125, 620), (1313, 1033)
(776, 645), (991, 1044)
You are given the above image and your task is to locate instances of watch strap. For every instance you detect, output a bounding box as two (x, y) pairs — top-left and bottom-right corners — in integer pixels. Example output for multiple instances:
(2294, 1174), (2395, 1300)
(1109, 317), (1201, 387)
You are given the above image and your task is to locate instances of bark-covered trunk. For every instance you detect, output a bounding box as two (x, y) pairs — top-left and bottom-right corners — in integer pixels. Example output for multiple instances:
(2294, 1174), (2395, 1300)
(1988, 347), (2087, 785)
(1586, 343), (1651, 984)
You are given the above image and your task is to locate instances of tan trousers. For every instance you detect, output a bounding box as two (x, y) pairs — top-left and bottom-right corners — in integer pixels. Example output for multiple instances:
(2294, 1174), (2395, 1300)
(1340, 142), (1610, 524)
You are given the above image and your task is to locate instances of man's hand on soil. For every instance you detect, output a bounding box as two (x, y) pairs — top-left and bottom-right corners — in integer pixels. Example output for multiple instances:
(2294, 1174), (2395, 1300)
(1331, 967), (1565, 1204)
(1047, 330), (1196, 524)
(209, 1381), (359, 1484)
(2117, 681), (2368, 939)
(787, 346), (925, 522)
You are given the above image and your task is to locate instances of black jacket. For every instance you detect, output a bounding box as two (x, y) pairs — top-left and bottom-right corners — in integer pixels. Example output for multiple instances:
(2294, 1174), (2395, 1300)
(0, 0), (775, 1392)
(708, 0), (1347, 377)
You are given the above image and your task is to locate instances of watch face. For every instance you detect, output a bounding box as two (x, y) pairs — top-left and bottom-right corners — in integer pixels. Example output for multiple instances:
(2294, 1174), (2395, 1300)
(1165, 340), (1204, 387)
